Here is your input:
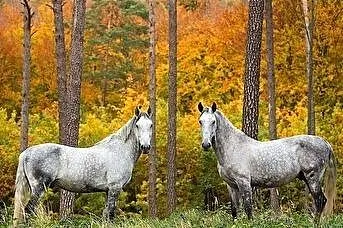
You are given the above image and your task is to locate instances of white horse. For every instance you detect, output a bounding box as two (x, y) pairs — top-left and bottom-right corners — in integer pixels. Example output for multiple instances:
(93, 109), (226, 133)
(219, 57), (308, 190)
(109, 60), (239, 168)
(198, 102), (336, 223)
(13, 106), (152, 225)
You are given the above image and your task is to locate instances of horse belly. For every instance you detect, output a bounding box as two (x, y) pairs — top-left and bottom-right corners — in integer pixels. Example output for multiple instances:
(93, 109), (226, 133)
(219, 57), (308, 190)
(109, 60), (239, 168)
(56, 158), (108, 193)
(251, 159), (301, 188)
(55, 175), (108, 193)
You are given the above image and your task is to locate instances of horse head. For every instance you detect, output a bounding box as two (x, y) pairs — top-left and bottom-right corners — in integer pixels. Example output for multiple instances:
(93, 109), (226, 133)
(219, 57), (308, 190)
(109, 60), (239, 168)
(134, 106), (153, 154)
(198, 102), (217, 151)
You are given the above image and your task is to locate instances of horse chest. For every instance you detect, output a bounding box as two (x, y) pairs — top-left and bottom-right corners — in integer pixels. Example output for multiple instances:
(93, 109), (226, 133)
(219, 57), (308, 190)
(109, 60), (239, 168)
(217, 164), (237, 187)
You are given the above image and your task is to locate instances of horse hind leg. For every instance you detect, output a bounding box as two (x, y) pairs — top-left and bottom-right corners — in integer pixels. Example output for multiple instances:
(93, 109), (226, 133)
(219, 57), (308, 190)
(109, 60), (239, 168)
(303, 170), (327, 222)
(24, 182), (46, 217)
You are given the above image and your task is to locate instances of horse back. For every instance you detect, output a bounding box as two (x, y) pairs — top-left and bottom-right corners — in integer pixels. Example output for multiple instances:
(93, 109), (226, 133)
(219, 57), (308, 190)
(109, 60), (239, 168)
(249, 135), (331, 187)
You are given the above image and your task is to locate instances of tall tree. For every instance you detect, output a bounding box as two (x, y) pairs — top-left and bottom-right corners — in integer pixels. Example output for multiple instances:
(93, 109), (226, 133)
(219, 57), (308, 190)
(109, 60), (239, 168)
(60, 0), (86, 219)
(52, 0), (68, 145)
(242, 0), (264, 139)
(84, 0), (148, 107)
(242, 0), (264, 211)
(167, 0), (177, 215)
(265, 0), (279, 212)
(52, 0), (86, 219)
(148, 0), (157, 217)
(52, 0), (70, 219)
(301, 0), (315, 135)
(20, 0), (33, 153)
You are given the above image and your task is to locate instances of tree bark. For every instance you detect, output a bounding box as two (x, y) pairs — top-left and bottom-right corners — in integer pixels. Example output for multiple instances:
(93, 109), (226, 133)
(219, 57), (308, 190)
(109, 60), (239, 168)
(167, 0), (177, 215)
(20, 0), (33, 152)
(302, 0), (316, 213)
(52, 0), (68, 145)
(242, 0), (264, 140)
(242, 0), (264, 210)
(66, 0), (85, 148)
(302, 0), (315, 135)
(148, 0), (157, 217)
(53, 0), (86, 220)
(265, 0), (279, 212)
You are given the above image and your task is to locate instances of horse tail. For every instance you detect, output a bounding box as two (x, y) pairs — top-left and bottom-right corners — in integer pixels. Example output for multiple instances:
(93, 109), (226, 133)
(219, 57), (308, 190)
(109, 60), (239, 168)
(13, 152), (30, 227)
(323, 144), (337, 216)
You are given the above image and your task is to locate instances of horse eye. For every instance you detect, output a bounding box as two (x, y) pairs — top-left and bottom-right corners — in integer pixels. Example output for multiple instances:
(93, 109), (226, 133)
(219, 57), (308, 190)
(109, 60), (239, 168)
(136, 124), (139, 128)
(211, 121), (215, 125)
(198, 120), (202, 125)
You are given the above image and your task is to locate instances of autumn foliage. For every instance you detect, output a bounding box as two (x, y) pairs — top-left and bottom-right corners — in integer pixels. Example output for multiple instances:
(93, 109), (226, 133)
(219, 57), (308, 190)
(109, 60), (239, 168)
(0, 0), (342, 216)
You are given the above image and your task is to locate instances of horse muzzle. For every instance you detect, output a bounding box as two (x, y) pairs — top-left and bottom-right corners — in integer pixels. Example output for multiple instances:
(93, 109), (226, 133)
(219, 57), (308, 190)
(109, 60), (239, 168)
(140, 144), (151, 154)
(202, 141), (212, 151)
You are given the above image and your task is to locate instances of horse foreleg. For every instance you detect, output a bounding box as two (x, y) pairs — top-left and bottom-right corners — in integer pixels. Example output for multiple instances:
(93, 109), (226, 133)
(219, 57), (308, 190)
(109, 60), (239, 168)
(238, 182), (252, 220)
(228, 185), (240, 220)
(107, 187), (121, 221)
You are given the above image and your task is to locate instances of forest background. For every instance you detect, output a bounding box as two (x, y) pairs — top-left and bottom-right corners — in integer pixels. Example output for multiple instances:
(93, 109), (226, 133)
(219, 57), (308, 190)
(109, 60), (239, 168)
(0, 0), (342, 218)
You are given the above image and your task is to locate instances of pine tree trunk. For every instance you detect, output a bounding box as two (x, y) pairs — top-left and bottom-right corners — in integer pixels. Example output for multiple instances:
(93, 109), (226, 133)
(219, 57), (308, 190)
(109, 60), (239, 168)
(20, 0), (33, 153)
(302, 0), (316, 213)
(148, 0), (157, 217)
(58, 0), (86, 220)
(242, 0), (264, 139)
(167, 0), (177, 215)
(67, 0), (86, 145)
(242, 0), (264, 210)
(52, 0), (73, 220)
(52, 0), (68, 144)
(265, 0), (279, 212)
(302, 0), (315, 135)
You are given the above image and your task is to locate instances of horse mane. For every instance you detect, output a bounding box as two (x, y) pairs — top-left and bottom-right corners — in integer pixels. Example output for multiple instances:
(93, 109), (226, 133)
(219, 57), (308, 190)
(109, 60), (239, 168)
(95, 112), (149, 146)
(214, 110), (246, 137)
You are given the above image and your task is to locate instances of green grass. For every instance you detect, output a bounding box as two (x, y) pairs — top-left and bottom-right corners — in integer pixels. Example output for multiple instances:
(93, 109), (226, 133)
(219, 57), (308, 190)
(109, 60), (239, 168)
(2, 207), (343, 227)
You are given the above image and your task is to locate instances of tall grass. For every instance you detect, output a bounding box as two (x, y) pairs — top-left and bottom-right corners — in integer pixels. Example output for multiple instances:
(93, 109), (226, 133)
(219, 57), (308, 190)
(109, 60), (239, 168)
(1, 206), (342, 227)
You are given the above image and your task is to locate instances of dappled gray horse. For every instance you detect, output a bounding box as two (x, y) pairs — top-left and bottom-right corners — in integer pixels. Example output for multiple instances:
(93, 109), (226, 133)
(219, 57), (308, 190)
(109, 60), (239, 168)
(198, 102), (336, 221)
(13, 106), (152, 225)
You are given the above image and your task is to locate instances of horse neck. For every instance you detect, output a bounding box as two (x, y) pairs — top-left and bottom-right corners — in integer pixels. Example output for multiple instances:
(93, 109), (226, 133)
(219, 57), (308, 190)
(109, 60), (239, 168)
(96, 117), (141, 163)
(125, 133), (142, 163)
(214, 112), (252, 161)
(215, 112), (242, 140)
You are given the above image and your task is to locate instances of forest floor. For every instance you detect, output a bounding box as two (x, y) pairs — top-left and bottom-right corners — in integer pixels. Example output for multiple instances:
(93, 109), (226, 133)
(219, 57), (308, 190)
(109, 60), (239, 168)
(1, 208), (343, 227)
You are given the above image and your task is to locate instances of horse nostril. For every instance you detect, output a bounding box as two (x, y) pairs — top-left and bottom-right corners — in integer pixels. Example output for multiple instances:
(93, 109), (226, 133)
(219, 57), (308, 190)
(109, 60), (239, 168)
(147, 145), (151, 150)
(202, 142), (211, 149)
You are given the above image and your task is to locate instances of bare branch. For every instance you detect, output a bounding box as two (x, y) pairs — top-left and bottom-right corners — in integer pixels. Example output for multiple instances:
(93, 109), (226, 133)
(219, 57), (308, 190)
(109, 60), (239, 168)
(46, 3), (53, 10)
(31, 30), (37, 37)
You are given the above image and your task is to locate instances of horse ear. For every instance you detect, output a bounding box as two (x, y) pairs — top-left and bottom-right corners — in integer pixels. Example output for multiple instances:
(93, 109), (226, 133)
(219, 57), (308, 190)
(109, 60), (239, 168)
(198, 102), (204, 113)
(147, 105), (152, 117)
(135, 106), (140, 116)
(211, 102), (217, 112)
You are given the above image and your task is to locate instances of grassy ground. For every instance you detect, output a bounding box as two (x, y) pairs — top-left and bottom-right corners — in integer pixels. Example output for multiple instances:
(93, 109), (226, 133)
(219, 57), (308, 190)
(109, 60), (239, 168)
(1, 207), (343, 227)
